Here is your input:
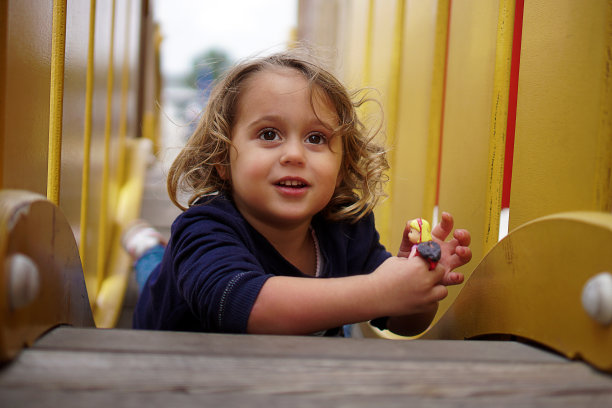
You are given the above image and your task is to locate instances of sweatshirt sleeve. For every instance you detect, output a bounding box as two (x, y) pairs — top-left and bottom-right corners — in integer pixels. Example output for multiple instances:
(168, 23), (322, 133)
(347, 211), (392, 275)
(170, 208), (272, 333)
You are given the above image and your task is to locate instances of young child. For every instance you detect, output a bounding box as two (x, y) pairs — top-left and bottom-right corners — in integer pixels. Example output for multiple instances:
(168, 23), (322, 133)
(132, 50), (472, 336)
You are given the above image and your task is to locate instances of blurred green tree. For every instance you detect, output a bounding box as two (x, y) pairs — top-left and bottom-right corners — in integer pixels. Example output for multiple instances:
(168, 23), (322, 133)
(184, 48), (232, 89)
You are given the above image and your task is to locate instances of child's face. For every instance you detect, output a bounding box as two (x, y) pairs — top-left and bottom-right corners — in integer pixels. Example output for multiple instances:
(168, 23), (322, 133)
(224, 67), (343, 230)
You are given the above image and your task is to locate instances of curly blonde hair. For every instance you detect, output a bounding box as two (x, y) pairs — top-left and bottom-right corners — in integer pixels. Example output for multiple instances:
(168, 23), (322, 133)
(167, 50), (389, 222)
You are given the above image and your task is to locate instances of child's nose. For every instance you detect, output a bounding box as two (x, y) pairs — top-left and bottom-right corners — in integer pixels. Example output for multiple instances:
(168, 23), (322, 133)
(280, 138), (306, 166)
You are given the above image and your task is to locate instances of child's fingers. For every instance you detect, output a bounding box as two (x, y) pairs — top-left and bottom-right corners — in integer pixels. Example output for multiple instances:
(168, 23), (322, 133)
(443, 247), (472, 271)
(453, 228), (471, 247)
(441, 271), (464, 286)
(398, 221), (413, 254)
(432, 212), (454, 241)
(430, 284), (449, 302)
(458, 245), (472, 263)
(428, 261), (448, 283)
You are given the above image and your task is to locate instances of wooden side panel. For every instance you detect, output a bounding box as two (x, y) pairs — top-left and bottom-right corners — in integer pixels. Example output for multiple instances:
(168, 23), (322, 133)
(509, 0), (612, 229)
(0, 191), (94, 362)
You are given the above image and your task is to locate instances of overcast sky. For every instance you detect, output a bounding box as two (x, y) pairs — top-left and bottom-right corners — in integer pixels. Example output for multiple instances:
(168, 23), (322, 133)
(153, 0), (298, 77)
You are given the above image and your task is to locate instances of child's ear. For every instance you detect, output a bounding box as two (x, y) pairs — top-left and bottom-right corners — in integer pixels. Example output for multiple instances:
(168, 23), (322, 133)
(216, 164), (229, 180)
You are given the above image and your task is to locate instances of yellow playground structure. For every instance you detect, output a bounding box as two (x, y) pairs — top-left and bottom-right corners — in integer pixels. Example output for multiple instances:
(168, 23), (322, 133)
(0, 0), (611, 394)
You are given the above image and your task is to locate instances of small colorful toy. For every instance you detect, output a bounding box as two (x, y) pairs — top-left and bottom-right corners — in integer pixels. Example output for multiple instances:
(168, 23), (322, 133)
(407, 218), (441, 270)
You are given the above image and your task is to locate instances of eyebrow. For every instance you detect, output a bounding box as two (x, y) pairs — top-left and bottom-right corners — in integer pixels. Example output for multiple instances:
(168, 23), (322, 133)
(246, 115), (282, 128)
(246, 115), (336, 131)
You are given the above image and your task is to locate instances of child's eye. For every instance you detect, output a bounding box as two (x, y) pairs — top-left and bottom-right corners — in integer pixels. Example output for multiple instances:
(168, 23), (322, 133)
(259, 129), (280, 141)
(305, 133), (327, 145)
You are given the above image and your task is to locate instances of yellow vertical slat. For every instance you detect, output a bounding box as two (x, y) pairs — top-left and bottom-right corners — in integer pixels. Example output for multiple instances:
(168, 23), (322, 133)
(421, 0), (450, 221)
(0, 1), (6, 189)
(437, 0), (500, 268)
(79, 0), (96, 270)
(362, 0), (374, 87)
(379, 0), (404, 249)
(366, 0), (402, 248)
(116, 0), (132, 190)
(510, 0), (612, 229)
(482, 0), (515, 254)
(96, 0), (116, 295)
(596, 2), (612, 213)
(388, 0), (446, 252)
(47, 0), (67, 205)
(337, 0), (370, 89)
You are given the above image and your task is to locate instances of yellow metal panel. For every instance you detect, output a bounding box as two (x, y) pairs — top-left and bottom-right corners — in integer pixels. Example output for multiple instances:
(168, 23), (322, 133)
(366, 0), (401, 249)
(421, 212), (612, 373)
(389, 0), (445, 253)
(437, 0), (500, 270)
(510, 0), (612, 229)
(1, 0), (53, 195)
(336, 0), (371, 90)
(421, 0), (450, 222)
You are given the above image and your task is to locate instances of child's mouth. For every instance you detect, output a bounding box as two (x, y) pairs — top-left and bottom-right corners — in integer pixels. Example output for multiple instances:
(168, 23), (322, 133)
(277, 180), (307, 188)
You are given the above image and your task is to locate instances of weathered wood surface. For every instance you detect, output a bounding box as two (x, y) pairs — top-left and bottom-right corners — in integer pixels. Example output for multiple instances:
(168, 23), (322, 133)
(1, 327), (611, 407)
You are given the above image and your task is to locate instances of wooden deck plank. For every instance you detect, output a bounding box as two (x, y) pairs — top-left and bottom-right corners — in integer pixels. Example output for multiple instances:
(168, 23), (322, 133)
(34, 327), (567, 364)
(1, 327), (611, 407)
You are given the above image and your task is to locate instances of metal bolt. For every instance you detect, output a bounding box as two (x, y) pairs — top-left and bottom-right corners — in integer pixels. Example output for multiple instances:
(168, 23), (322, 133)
(581, 272), (612, 326)
(6, 253), (40, 310)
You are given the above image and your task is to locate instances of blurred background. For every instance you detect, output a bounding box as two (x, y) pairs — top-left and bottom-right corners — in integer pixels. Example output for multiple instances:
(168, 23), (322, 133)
(152, 0), (298, 168)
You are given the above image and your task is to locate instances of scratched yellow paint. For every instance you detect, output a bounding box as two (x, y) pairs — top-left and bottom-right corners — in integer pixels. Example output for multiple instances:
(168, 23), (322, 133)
(483, 0), (516, 254)
(510, 0), (612, 229)
(437, 0), (500, 272)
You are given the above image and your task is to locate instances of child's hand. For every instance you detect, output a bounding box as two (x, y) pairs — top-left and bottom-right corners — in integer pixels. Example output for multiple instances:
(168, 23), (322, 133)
(370, 256), (449, 317)
(431, 212), (471, 285)
(397, 212), (471, 286)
